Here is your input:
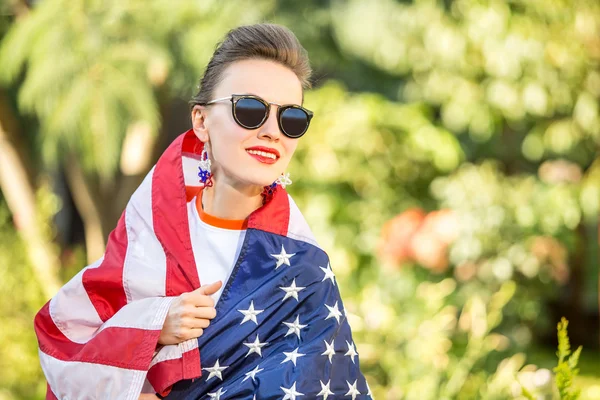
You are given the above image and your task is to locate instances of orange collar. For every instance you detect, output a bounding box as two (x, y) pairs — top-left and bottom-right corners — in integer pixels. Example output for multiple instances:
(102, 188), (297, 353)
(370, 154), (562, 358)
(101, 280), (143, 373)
(195, 191), (248, 230)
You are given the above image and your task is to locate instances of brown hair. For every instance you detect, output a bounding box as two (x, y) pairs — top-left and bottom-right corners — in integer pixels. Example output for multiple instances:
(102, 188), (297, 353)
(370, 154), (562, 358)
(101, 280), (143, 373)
(189, 23), (311, 109)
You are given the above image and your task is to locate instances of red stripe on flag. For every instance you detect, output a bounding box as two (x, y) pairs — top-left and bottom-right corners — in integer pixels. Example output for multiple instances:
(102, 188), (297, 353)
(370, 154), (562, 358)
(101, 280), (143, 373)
(82, 213), (129, 322)
(149, 130), (204, 390)
(248, 185), (290, 236)
(148, 347), (202, 396)
(182, 129), (202, 155)
(183, 345), (201, 379)
(153, 130), (200, 295)
(35, 302), (158, 370)
(147, 358), (180, 397)
(45, 383), (58, 400)
(185, 186), (202, 203)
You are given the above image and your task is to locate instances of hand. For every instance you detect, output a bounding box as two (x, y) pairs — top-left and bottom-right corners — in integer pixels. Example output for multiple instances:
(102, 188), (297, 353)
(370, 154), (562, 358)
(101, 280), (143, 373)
(158, 281), (222, 346)
(138, 395), (159, 400)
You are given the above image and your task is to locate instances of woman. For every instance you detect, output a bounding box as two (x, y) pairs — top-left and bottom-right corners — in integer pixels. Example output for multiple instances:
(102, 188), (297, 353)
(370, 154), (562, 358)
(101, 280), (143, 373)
(35, 23), (369, 399)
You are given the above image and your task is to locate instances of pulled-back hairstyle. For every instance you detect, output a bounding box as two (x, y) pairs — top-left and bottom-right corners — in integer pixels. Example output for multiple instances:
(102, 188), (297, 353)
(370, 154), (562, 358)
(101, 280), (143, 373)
(189, 23), (312, 109)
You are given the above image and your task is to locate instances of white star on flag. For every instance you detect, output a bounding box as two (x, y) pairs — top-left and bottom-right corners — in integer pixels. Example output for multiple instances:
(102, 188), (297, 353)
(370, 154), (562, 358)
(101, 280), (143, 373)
(281, 382), (304, 400)
(207, 387), (227, 400)
(243, 335), (268, 357)
(322, 339), (336, 363)
(271, 245), (296, 269)
(318, 380), (334, 399)
(345, 340), (358, 363)
(345, 380), (361, 400)
(325, 301), (342, 324)
(281, 347), (306, 367)
(203, 359), (228, 382)
(280, 279), (306, 302)
(319, 263), (336, 285)
(238, 300), (264, 325)
(242, 364), (264, 383)
(283, 315), (307, 339)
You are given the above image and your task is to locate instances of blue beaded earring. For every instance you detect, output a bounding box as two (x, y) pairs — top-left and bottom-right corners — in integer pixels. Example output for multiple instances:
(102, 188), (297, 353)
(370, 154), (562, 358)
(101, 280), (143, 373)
(197, 148), (213, 187)
(261, 173), (292, 204)
(261, 182), (277, 204)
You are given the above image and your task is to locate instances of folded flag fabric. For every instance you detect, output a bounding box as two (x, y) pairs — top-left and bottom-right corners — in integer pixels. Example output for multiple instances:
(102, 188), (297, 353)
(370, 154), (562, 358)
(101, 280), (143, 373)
(34, 129), (371, 399)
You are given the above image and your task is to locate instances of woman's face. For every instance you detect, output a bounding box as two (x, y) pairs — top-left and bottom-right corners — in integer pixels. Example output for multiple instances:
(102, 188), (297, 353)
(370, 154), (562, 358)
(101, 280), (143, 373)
(191, 59), (304, 191)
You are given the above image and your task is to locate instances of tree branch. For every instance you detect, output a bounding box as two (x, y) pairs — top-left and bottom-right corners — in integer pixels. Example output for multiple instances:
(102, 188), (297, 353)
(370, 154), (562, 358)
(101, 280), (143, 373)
(0, 89), (61, 298)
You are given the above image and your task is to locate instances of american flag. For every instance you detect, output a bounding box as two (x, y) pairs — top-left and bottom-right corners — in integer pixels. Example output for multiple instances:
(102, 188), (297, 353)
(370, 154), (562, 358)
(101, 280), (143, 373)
(165, 225), (370, 399)
(34, 129), (370, 399)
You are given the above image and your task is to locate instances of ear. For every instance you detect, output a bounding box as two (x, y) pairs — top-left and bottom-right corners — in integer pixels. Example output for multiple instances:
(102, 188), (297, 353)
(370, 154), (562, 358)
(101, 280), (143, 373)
(191, 106), (210, 143)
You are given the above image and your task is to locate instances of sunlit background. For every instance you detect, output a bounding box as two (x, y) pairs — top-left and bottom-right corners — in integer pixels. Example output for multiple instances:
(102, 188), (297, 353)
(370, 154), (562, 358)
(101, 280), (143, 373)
(0, 0), (599, 399)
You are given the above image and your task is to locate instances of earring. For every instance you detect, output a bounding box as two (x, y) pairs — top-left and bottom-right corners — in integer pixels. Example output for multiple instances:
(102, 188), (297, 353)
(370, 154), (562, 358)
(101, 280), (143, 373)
(275, 172), (292, 189)
(261, 173), (291, 205)
(261, 182), (278, 205)
(197, 148), (213, 187)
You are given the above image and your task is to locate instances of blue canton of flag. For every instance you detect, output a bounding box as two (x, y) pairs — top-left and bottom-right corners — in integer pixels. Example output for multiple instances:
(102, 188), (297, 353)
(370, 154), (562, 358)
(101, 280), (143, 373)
(165, 229), (372, 399)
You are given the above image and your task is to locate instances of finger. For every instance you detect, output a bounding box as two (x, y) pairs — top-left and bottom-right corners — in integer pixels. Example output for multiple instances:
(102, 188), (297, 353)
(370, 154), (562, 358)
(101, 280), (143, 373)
(180, 292), (214, 308)
(194, 318), (211, 329)
(195, 281), (223, 296)
(185, 282), (222, 306)
(193, 295), (215, 308)
(183, 316), (211, 329)
(188, 327), (204, 339)
(176, 327), (204, 342)
(189, 307), (217, 320)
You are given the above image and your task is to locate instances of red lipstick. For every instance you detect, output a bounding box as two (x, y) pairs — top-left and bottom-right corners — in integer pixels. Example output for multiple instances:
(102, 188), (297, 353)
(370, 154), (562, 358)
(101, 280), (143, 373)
(245, 146), (280, 165)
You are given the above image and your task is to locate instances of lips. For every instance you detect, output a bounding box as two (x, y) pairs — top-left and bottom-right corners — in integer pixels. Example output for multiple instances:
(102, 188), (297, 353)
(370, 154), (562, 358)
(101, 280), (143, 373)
(246, 146), (280, 164)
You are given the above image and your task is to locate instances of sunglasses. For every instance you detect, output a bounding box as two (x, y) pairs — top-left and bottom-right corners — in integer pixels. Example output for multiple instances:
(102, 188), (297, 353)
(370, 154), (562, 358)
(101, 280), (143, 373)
(204, 94), (314, 138)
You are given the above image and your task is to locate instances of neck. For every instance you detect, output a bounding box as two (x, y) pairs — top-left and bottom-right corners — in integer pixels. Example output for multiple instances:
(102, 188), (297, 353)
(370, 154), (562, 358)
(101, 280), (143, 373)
(201, 180), (263, 220)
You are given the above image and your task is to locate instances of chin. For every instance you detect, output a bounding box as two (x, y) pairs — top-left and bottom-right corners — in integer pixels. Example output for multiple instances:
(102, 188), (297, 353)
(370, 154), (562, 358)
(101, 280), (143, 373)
(236, 174), (278, 189)
(252, 177), (278, 188)
(219, 164), (279, 189)
(243, 168), (281, 188)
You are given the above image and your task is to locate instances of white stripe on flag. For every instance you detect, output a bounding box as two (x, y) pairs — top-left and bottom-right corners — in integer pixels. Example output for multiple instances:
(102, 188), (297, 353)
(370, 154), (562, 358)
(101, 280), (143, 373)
(49, 257), (105, 344)
(123, 167), (168, 302)
(39, 350), (148, 400)
(150, 338), (198, 368)
(182, 155), (201, 187)
(287, 194), (320, 247)
(98, 296), (173, 333)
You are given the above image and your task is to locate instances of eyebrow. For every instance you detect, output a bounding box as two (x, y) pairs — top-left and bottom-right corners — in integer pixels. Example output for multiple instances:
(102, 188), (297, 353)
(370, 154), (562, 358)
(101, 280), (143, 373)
(227, 93), (304, 107)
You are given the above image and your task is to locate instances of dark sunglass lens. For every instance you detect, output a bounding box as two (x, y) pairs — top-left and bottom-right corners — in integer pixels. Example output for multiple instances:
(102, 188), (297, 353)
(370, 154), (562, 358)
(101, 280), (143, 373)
(281, 108), (309, 137)
(235, 98), (267, 128)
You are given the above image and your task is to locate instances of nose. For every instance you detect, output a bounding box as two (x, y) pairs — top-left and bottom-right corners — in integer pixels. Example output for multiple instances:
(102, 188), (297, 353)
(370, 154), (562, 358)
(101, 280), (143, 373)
(257, 106), (282, 141)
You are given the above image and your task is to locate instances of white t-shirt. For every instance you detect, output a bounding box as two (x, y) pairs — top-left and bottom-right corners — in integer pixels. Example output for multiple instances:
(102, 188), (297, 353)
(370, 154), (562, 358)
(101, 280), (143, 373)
(187, 194), (247, 304)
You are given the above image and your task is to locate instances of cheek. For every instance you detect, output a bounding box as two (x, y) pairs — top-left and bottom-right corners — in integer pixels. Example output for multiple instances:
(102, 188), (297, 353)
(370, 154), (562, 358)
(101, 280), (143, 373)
(212, 110), (236, 137)
(210, 116), (249, 154)
(282, 139), (299, 159)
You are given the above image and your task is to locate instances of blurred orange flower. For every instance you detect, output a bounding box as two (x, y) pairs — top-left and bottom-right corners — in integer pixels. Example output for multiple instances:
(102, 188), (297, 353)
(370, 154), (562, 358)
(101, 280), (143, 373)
(454, 262), (478, 282)
(378, 208), (426, 265)
(538, 159), (582, 184)
(530, 236), (569, 284)
(419, 210), (460, 245)
(379, 208), (460, 273)
(410, 230), (449, 273)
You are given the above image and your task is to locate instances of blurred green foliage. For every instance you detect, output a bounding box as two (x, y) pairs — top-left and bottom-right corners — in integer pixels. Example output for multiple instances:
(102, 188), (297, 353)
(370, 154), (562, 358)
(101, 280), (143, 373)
(0, 199), (46, 399)
(0, 0), (274, 176)
(554, 318), (583, 400)
(0, 0), (599, 399)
